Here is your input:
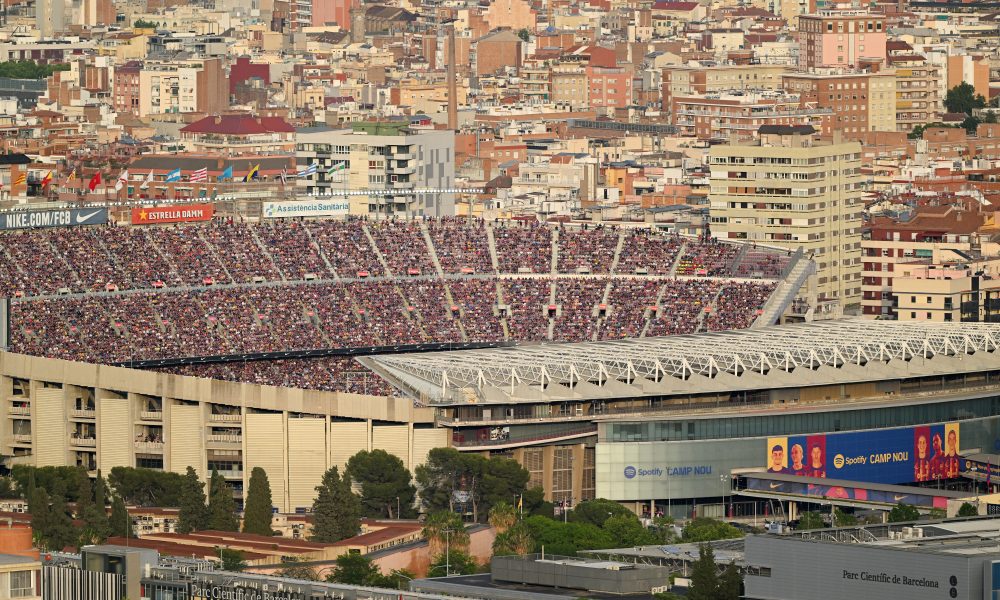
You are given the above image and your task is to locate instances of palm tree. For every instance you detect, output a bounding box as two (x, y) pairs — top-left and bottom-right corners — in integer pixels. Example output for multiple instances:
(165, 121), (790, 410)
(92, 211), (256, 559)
(488, 501), (517, 534)
(423, 511), (469, 556)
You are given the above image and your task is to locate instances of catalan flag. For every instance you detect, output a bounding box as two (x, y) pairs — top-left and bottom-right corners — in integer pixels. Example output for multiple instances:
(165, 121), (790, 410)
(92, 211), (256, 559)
(13, 173), (25, 186)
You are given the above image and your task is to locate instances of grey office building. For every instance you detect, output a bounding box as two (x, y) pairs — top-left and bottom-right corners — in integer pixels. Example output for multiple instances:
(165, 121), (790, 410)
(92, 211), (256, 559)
(743, 520), (1000, 600)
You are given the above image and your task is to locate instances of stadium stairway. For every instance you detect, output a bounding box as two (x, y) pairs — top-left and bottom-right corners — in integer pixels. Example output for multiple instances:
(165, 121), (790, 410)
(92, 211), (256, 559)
(485, 225), (501, 272)
(550, 228), (560, 275)
(420, 224), (447, 278)
(751, 248), (814, 328)
(608, 229), (626, 274)
(362, 223), (394, 277)
(669, 241), (687, 277)
(196, 229), (236, 283)
(302, 225), (339, 280)
(640, 281), (671, 338)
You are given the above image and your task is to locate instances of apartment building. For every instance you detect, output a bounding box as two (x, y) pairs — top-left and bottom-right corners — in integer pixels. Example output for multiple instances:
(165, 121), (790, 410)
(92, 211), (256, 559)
(862, 205), (986, 318)
(894, 265), (1000, 323)
(586, 64), (633, 110)
(671, 91), (830, 143)
(550, 65), (587, 109)
(295, 121), (455, 217)
(0, 351), (446, 514)
(888, 53), (940, 133)
(799, 11), (886, 69)
(709, 126), (863, 311)
(137, 58), (228, 118)
(782, 70), (896, 138)
(661, 64), (788, 111)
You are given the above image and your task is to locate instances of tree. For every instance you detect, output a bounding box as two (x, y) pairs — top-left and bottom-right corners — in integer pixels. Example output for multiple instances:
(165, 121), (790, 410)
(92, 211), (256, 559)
(957, 502), (979, 517)
(0, 477), (19, 499)
(517, 28), (530, 42)
(429, 549), (478, 576)
(177, 467), (209, 534)
(219, 548), (246, 572)
(415, 448), (530, 522)
(276, 557), (319, 581)
(26, 484), (51, 549)
(521, 515), (614, 556)
(687, 544), (719, 600)
(488, 501), (517, 534)
(492, 521), (534, 556)
(423, 511), (470, 556)
(45, 491), (77, 551)
(326, 552), (383, 585)
(242, 467), (274, 535)
(602, 514), (657, 547)
(945, 82), (987, 115)
(681, 518), (744, 542)
(795, 511), (825, 530)
(888, 503), (920, 523)
(133, 18), (157, 28)
(718, 561), (742, 600)
(207, 470), (239, 532)
(570, 499), (633, 528)
(310, 467), (361, 543)
(833, 507), (857, 528)
(78, 473), (110, 546)
(345, 449), (416, 519)
(13, 466), (89, 502)
(107, 467), (185, 507)
(109, 495), (133, 538)
(962, 115), (982, 135)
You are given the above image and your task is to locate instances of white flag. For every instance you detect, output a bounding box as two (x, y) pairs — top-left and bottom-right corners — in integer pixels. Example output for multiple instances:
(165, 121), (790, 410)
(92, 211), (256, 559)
(140, 170), (154, 190)
(115, 169), (129, 192)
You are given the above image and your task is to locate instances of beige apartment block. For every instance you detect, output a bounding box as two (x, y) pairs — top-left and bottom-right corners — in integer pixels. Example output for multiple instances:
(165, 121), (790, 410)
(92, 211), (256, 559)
(709, 126), (863, 312)
(894, 265), (1000, 323)
(0, 351), (446, 513)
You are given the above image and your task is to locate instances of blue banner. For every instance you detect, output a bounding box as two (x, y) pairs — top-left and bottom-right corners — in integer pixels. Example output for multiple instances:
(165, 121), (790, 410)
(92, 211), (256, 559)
(767, 422), (960, 485)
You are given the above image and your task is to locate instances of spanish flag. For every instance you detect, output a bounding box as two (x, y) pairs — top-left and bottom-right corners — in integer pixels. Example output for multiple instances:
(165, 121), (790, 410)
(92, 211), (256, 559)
(243, 164), (260, 182)
(13, 173), (25, 186)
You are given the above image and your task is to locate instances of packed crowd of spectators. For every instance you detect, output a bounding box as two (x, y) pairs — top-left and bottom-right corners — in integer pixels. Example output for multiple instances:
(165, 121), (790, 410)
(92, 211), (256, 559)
(1, 217), (793, 394)
(675, 238), (743, 277)
(427, 217), (494, 274)
(615, 230), (683, 275)
(552, 279), (605, 342)
(598, 279), (664, 340)
(493, 221), (553, 274)
(706, 282), (777, 332)
(366, 220), (437, 276)
(557, 226), (618, 274)
(156, 356), (396, 396)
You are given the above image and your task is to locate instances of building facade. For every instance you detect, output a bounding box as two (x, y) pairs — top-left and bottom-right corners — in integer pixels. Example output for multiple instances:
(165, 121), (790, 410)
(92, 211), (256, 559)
(0, 351), (446, 513)
(782, 71), (896, 138)
(295, 122), (456, 217)
(799, 11), (887, 69)
(708, 126), (863, 311)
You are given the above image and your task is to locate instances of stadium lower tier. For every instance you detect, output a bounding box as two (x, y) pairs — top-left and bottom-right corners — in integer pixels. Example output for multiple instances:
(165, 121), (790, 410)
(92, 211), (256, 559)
(7, 276), (776, 393)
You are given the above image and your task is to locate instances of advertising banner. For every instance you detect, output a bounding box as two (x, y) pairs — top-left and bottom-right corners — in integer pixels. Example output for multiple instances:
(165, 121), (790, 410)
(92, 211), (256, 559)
(132, 203), (214, 225)
(766, 422), (960, 485)
(745, 478), (950, 509)
(262, 199), (350, 219)
(0, 207), (108, 230)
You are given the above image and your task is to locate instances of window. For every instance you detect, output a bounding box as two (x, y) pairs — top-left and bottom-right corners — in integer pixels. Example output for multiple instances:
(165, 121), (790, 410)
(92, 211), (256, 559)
(10, 571), (32, 597)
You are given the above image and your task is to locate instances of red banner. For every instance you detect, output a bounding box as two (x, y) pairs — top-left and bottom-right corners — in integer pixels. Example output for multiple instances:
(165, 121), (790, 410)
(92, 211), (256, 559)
(132, 204), (215, 225)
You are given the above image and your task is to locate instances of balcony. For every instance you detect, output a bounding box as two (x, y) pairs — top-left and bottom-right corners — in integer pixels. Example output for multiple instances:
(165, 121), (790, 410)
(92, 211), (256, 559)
(207, 434), (243, 445)
(70, 409), (95, 419)
(140, 411), (163, 421)
(135, 441), (164, 452)
(215, 469), (243, 479)
(12, 434), (31, 443)
(392, 152), (414, 161)
(7, 406), (29, 416)
(210, 413), (241, 422)
(391, 165), (416, 176)
(71, 437), (97, 447)
(390, 180), (415, 190)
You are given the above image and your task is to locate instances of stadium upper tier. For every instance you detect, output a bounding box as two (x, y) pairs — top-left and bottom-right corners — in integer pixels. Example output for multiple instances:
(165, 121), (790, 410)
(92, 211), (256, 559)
(1, 218), (795, 393)
(361, 320), (1000, 405)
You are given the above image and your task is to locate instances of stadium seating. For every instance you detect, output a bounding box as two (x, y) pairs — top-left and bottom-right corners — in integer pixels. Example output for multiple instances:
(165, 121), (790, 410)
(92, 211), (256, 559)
(0, 218), (788, 393)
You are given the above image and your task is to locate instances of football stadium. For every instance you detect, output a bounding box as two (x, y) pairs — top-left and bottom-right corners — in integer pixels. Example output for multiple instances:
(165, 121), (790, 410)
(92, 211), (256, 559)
(0, 212), (808, 511)
(8, 210), (995, 519)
